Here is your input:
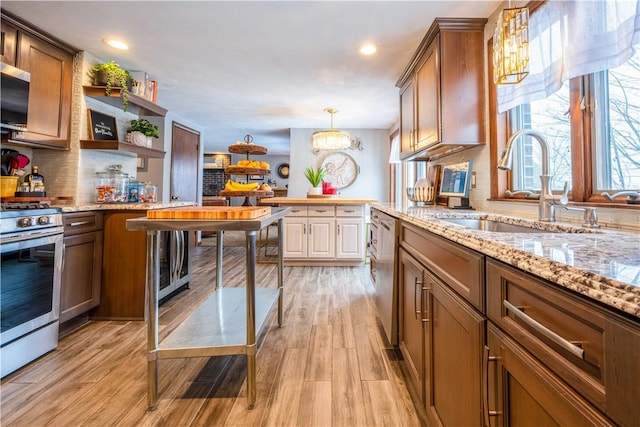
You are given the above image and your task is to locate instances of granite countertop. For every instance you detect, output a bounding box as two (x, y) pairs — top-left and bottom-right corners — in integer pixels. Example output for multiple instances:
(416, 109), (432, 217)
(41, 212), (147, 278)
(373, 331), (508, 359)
(261, 197), (377, 205)
(373, 203), (640, 319)
(57, 201), (197, 212)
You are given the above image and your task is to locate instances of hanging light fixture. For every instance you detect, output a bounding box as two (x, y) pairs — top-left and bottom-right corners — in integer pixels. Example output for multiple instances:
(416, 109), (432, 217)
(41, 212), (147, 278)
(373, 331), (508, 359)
(493, 3), (530, 84)
(312, 108), (351, 151)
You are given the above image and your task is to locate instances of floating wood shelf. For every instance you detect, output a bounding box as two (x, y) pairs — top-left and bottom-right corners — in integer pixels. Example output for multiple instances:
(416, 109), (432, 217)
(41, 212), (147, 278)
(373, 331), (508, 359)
(80, 140), (166, 158)
(83, 86), (168, 117)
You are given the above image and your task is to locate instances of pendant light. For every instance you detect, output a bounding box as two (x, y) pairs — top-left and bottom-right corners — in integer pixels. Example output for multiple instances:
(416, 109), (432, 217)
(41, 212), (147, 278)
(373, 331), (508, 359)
(493, 3), (530, 84)
(312, 108), (351, 151)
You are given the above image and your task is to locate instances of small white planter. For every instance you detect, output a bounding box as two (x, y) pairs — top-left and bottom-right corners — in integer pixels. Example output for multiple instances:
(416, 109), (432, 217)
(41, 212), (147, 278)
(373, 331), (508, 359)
(307, 186), (322, 196)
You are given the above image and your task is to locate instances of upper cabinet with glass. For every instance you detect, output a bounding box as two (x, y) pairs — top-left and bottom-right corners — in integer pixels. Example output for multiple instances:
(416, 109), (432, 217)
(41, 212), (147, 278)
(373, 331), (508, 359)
(397, 18), (487, 161)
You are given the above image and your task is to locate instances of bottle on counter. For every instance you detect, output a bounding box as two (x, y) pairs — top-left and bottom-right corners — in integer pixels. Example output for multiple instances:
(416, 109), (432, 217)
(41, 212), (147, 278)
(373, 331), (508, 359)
(24, 166), (45, 193)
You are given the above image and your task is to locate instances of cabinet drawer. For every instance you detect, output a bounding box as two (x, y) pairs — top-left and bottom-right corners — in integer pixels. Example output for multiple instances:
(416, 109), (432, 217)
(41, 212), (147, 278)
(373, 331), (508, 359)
(487, 258), (640, 426)
(308, 206), (335, 216)
(63, 211), (104, 236)
(285, 206), (307, 217)
(336, 205), (362, 217)
(400, 223), (484, 311)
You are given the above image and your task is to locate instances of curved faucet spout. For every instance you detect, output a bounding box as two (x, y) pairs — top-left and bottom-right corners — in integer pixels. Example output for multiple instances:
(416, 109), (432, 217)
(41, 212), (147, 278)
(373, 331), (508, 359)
(498, 129), (550, 175)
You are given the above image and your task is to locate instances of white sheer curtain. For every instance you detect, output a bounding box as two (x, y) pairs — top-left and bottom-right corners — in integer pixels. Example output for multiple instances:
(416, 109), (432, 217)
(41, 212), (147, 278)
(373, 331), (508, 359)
(497, 0), (640, 113)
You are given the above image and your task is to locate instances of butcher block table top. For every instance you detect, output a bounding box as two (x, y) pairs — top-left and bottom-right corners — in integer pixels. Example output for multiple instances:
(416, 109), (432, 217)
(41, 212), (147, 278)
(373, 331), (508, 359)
(147, 205), (270, 219)
(260, 197), (377, 205)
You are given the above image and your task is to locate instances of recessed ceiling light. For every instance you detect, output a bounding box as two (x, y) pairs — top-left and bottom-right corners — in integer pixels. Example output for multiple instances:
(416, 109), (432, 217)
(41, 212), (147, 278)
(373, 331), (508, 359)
(359, 43), (377, 56)
(103, 38), (129, 50)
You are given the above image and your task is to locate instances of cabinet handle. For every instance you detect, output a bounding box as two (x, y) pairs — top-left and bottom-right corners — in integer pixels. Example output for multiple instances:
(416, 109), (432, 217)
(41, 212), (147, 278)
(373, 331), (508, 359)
(303, 224), (306, 234)
(315, 209), (327, 213)
(344, 210), (355, 213)
(69, 221), (91, 227)
(337, 224), (340, 235)
(503, 300), (585, 360)
(482, 345), (499, 427)
(309, 224), (311, 235)
(414, 276), (423, 319)
(61, 242), (66, 271)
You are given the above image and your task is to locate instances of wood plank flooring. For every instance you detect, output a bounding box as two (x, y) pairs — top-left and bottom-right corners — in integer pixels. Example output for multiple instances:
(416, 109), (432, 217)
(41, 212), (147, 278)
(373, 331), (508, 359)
(0, 245), (423, 426)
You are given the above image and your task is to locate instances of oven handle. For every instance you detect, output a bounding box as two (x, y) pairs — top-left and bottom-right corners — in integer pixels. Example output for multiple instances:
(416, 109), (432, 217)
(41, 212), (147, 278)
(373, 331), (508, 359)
(0, 228), (64, 244)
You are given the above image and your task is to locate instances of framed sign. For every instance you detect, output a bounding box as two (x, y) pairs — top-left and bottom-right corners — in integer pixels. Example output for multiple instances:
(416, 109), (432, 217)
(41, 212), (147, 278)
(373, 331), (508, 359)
(87, 109), (118, 141)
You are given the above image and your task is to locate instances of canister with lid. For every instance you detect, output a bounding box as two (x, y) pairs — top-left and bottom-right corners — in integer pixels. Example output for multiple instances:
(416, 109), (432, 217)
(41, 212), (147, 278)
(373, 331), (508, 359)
(95, 171), (130, 203)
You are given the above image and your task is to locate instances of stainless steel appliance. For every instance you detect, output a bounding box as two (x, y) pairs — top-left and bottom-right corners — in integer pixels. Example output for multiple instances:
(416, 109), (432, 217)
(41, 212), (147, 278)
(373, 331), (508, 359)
(158, 230), (191, 301)
(371, 209), (398, 346)
(0, 201), (63, 377)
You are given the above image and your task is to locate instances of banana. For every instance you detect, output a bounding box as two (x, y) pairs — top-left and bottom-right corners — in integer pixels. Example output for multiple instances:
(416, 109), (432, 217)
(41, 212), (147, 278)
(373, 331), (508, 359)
(225, 179), (259, 191)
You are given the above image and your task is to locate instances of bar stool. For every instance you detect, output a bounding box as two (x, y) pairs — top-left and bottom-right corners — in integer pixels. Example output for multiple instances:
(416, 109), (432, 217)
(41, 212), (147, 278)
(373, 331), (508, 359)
(257, 222), (278, 264)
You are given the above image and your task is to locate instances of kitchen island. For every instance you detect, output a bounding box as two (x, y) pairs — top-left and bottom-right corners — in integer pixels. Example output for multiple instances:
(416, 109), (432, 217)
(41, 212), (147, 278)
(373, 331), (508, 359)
(372, 203), (639, 426)
(126, 207), (290, 411)
(260, 197), (377, 266)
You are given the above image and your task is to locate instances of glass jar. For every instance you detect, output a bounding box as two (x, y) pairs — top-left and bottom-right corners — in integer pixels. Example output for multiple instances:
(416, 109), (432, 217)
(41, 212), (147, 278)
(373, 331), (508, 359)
(128, 180), (145, 203)
(140, 182), (157, 203)
(95, 171), (129, 203)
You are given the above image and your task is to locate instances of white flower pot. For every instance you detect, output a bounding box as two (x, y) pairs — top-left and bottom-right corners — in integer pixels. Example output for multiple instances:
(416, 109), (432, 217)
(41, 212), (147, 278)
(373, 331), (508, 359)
(308, 187), (322, 196)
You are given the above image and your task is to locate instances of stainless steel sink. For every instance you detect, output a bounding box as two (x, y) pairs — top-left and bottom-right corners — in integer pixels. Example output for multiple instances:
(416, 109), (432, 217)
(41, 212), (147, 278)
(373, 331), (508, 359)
(441, 218), (554, 233)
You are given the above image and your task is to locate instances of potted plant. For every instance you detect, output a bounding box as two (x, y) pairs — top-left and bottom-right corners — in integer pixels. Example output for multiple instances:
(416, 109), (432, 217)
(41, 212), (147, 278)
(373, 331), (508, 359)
(126, 119), (159, 147)
(89, 61), (132, 111)
(304, 166), (326, 196)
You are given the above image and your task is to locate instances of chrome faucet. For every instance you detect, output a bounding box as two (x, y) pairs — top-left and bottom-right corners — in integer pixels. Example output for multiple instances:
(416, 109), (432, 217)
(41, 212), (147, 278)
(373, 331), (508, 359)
(600, 191), (640, 204)
(498, 129), (569, 222)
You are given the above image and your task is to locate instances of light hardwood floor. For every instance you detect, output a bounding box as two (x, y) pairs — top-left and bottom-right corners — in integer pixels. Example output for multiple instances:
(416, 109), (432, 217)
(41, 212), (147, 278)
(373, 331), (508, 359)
(0, 245), (423, 426)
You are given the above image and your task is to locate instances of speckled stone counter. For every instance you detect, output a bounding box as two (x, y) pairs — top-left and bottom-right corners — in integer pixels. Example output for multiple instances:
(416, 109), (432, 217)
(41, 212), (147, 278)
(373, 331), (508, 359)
(56, 201), (197, 212)
(373, 203), (640, 319)
(260, 197), (377, 205)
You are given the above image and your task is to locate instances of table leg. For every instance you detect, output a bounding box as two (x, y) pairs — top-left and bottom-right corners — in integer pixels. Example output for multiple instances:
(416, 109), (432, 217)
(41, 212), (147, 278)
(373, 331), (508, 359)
(277, 218), (284, 326)
(245, 230), (257, 409)
(146, 231), (160, 410)
(216, 231), (224, 290)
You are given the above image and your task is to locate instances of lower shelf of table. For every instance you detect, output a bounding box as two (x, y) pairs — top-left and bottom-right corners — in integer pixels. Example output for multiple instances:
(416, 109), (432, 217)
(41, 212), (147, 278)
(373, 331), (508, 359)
(158, 287), (279, 359)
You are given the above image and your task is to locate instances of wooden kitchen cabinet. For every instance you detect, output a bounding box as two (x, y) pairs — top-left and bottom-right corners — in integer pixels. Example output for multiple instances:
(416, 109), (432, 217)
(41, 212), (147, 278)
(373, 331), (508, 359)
(1, 13), (75, 149)
(486, 258), (640, 426)
(427, 275), (484, 427)
(282, 204), (365, 265)
(60, 211), (103, 323)
(486, 323), (613, 427)
(1, 19), (18, 65)
(398, 248), (426, 402)
(396, 18), (486, 161)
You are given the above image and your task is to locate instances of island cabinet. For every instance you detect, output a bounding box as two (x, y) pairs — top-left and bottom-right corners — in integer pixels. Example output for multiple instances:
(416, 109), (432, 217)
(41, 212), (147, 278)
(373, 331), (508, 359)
(397, 18), (486, 161)
(398, 222), (485, 426)
(1, 13), (75, 149)
(60, 211), (103, 324)
(282, 204), (365, 265)
(485, 259), (639, 427)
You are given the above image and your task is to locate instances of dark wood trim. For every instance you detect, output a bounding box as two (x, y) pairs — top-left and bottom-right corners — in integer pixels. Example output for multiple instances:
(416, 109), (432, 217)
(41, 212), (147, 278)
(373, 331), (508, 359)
(569, 78), (586, 202)
(488, 37), (508, 199)
(80, 140), (166, 158)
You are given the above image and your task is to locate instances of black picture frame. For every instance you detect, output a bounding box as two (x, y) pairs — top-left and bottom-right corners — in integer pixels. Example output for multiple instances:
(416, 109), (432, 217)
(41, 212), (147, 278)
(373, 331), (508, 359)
(87, 109), (118, 141)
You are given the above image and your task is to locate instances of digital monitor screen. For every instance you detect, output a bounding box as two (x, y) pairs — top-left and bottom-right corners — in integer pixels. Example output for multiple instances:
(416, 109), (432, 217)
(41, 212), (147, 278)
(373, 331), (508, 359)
(439, 161), (473, 198)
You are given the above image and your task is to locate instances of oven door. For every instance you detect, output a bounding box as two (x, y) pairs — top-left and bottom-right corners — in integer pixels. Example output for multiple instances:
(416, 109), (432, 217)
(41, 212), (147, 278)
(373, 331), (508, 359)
(0, 228), (63, 346)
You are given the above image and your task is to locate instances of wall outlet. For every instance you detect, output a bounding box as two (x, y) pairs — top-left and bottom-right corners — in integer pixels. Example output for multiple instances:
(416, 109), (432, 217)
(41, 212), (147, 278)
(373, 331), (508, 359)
(471, 172), (477, 188)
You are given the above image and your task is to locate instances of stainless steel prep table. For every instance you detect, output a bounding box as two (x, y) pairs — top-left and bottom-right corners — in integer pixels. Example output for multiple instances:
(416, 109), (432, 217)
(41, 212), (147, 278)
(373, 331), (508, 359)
(126, 207), (290, 410)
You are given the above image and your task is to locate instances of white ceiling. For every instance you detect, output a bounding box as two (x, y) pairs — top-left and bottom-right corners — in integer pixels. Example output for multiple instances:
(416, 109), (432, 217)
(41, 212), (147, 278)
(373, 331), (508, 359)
(2, 1), (500, 155)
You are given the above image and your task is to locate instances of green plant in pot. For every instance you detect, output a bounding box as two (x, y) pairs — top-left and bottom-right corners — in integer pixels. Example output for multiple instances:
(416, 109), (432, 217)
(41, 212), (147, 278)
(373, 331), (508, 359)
(126, 119), (159, 147)
(304, 166), (326, 196)
(89, 61), (132, 111)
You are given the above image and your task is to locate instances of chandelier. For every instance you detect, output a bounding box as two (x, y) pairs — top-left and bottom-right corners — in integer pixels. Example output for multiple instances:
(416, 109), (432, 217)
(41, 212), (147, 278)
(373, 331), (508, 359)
(493, 5), (529, 84)
(312, 108), (351, 151)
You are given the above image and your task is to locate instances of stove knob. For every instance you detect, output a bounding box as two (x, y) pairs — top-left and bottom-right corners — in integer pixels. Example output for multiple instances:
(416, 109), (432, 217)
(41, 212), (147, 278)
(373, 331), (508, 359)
(19, 217), (34, 227)
(38, 216), (51, 225)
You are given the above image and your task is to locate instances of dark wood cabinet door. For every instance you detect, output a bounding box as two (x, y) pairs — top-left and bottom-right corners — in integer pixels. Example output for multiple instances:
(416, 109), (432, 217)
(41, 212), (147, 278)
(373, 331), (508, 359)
(399, 79), (415, 159)
(398, 248), (425, 403)
(16, 31), (72, 149)
(61, 231), (103, 322)
(486, 324), (613, 427)
(427, 278), (484, 427)
(415, 38), (439, 149)
(1, 19), (18, 65)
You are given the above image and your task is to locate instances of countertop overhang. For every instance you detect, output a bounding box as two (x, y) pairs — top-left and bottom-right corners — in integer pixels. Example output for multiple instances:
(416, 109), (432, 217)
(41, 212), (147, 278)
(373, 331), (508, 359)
(260, 197), (377, 205)
(57, 201), (197, 212)
(373, 203), (640, 319)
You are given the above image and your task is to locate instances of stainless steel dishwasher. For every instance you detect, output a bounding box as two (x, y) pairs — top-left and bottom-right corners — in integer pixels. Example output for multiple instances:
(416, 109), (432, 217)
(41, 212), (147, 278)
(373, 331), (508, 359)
(373, 209), (398, 346)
